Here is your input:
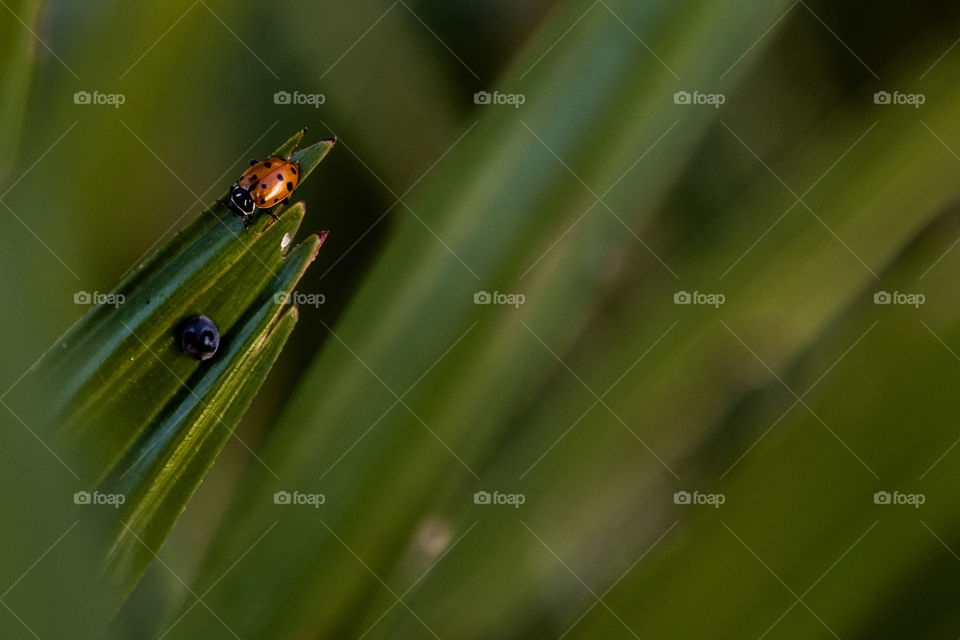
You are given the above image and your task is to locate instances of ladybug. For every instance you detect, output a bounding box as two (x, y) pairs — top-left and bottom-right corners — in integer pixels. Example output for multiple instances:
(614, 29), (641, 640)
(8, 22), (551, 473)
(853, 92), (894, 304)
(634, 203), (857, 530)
(227, 156), (300, 227)
(180, 315), (220, 360)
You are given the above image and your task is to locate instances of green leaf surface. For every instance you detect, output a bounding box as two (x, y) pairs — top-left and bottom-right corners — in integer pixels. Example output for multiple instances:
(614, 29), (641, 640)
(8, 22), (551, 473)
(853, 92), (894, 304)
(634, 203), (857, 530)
(0, 0), (43, 180)
(16, 130), (334, 606)
(103, 295), (303, 601)
(565, 204), (960, 640)
(341, 33), (960, 640)
(179, 1), (803, 638)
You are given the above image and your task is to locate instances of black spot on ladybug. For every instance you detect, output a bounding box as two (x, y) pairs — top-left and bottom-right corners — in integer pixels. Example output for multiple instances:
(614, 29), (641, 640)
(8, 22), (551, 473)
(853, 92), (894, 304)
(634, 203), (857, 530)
(277, 174), (283, 181)
(286, 182), (294, 191)
(260, 183), (267, 189)
(273, 197), (278, 203)
(259, 198), (266, 205)
(249, 174), (257, 181)
(264, 161), (272, 168)
(291, 167), (297, 175)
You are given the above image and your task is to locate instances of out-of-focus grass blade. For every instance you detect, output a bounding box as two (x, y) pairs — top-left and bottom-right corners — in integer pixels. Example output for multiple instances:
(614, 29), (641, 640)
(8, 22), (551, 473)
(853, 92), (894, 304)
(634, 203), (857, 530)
(284, 0), (465, 190)
(180, 1), (796, 637)
(366, 38), (960, 640)
(566, 201), (960, 640)
(0, 0), (44, 180)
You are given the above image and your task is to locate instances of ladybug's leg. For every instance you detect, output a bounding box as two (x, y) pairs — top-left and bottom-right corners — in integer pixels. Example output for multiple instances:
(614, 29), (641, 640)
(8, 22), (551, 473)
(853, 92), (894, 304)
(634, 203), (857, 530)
(268, 210), (280, 221)
(281, 198), (290, 206)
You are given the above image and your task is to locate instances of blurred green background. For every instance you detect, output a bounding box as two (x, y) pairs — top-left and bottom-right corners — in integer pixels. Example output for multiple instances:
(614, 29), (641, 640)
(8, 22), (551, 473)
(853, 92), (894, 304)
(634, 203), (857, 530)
(4, 0), (960, 637)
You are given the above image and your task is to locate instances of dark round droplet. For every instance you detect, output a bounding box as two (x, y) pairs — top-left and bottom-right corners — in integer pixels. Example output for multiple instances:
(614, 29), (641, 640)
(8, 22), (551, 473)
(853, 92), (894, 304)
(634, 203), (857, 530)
(180, 315), (220, 360)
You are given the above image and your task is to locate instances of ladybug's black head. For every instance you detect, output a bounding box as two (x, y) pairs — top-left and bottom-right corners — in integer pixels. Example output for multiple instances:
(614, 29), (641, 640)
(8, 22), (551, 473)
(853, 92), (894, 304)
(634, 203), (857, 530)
(229, 186), (256, 215)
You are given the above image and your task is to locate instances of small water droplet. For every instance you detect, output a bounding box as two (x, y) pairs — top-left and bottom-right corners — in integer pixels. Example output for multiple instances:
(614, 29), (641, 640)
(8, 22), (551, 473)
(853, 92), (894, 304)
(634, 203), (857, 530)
(281, 233), (291, 249)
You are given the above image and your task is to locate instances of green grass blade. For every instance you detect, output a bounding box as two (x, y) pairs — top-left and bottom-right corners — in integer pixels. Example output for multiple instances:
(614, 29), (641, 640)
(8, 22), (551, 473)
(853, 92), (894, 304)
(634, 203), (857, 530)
(361, 38), (960, 640)
(104, 294), (305, 601)
(180, 1), (797, 637)
(13, 131), (334, 607)
(0, 0), (44, 180)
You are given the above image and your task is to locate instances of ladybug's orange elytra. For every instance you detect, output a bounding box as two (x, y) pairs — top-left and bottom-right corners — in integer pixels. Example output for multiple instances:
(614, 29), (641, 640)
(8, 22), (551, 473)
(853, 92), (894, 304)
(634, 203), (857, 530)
(237, 158), (299, 208)
(227, 156), (300, 228)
